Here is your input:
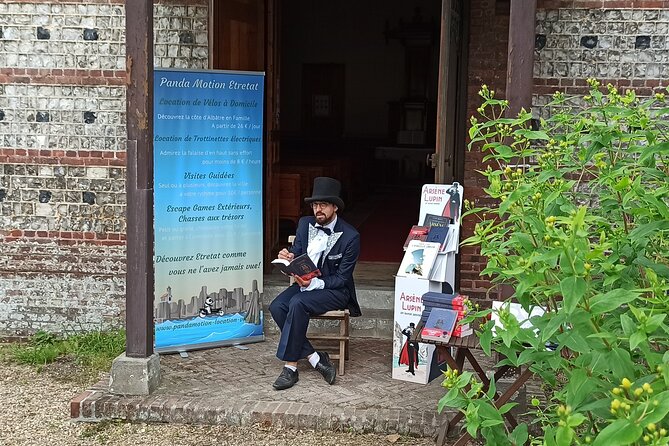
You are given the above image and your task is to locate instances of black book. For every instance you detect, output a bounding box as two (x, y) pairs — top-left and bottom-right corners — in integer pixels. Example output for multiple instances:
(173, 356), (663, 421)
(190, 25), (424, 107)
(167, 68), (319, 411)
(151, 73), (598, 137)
(422, 213), (452, 228)
(271, 253), (321, 281)
(422, 292), (466, 306)
(426, 226), (449, 251)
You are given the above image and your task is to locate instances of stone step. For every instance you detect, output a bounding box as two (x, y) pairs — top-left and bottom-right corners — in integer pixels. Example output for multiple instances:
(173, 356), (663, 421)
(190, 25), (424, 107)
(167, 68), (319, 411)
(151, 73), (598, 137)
(263, 279), (395, 339)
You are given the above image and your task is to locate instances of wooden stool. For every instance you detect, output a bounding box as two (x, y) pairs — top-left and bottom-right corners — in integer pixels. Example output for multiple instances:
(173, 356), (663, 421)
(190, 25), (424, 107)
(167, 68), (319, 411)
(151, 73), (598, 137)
(309, 309), (350, 375)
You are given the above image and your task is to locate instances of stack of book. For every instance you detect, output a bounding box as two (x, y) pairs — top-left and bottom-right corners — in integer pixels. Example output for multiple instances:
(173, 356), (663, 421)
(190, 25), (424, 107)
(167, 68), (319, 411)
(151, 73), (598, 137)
(403, 214), (458, 254)
(403, 218), (450, 253)
(420, 292), (473, 338)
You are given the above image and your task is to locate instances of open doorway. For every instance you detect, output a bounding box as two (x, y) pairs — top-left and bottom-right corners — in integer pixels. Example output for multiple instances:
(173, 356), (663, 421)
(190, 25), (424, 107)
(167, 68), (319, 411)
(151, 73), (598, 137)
(278, 0), (442, 264)
(210, 0), (468, 275)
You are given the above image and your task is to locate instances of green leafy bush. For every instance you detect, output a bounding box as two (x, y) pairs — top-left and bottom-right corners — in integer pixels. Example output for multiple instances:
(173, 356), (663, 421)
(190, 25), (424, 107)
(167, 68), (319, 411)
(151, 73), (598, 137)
(440, 81), (669, 446)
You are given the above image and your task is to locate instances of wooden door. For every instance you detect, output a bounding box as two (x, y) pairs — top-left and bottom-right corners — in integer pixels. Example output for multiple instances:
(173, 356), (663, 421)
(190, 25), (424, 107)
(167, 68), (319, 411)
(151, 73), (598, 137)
(210, 0), (281, 270)
(264, 0), (281, 268)
(433, 0), (469, 184)
(211, 0), (264, 71)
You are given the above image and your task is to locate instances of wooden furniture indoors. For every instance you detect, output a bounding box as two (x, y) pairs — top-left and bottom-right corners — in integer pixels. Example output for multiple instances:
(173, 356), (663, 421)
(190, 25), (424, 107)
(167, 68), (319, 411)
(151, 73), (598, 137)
(278, 173), (301, 225)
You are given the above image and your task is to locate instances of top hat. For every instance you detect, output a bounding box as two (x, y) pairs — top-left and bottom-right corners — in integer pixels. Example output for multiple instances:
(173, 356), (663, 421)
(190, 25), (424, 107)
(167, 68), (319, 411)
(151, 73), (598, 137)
(304, 177), (345, 210)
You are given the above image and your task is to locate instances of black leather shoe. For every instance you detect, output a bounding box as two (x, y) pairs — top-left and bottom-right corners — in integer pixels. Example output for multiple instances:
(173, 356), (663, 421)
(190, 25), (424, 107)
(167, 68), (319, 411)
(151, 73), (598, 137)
(314, 351), (336, 385)
(273, 367), (299, 390)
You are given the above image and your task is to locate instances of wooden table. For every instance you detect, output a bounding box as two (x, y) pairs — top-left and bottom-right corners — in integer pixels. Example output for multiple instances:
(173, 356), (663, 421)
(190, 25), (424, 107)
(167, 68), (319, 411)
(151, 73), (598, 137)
(414, 321), (533, 446)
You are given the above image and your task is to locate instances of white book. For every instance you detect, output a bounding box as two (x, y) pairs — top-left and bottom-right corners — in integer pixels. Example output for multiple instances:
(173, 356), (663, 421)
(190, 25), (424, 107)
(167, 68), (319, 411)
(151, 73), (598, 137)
(442, 224), (460, 253)
(396, 240), (441, 279)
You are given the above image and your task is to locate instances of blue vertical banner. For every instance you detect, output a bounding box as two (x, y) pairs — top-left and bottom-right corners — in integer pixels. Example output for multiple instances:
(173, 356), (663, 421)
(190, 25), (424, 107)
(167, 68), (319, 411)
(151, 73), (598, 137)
(153, 69), (265, 353)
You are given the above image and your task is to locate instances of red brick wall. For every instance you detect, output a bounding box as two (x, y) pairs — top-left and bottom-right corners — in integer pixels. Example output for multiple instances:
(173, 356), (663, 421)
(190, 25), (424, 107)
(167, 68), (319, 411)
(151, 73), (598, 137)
(460, 0), (510, 300)
(460, 0), (669, 301)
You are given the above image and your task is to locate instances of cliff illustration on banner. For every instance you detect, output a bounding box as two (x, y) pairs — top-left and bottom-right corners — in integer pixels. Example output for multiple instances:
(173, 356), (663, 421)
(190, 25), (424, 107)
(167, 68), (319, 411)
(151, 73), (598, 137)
(153, 279), (264, 352)
(154, 279), (262, 324)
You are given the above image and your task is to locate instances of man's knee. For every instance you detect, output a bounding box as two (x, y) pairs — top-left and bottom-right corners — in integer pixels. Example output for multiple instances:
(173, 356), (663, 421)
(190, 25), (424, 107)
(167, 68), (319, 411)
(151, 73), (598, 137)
(287, 295), (309, 313)
(269, 298), (283, 316)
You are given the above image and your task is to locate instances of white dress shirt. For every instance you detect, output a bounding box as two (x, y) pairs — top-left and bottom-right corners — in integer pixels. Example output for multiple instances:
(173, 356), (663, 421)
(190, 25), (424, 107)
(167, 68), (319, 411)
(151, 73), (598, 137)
(301, 216), (337, 292)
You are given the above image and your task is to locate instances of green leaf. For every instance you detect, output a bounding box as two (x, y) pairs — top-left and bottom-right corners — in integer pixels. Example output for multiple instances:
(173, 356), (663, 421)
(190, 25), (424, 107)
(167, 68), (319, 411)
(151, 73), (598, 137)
(475, 400), (504, 421)
(620, 314), (636, 336)
(592, 419), (642, 446)
(542, 312), (567, 343)
(438, 387), (465, 413)
(486, 377), (497, 400)
(609, 348), (636, 381)
(578, 398), (611, 413)
(556, 425), (574, 446)
(634, 256), (669, 279)
(493, 144), (515, 159)
(645, 313), (666, 332)
(509, 424), (528, 446)
(482, 426), (513, 446)
(639, 141), (669, 164)
(566, 369), (599, 409)
(498, 402), (518, 414)
(629, 220), (669, 247)
(480, 419), (505, 427)
(515, 129), (549, 140)
(643, 390), (669, 424)
(558, 329), (592, 353)
(512, 232), (536, 251)
(567, 413), (586, 427)
(613, 176), (631, 191)
(560, 275), (587, 314)
(465, 403), (480, 438)
(571, 206), (587, 235)
(629, 330), (647, 350)
(589, 289), (640, 315)
(479, 320), (494, 356)
(544, 427), (558, 446)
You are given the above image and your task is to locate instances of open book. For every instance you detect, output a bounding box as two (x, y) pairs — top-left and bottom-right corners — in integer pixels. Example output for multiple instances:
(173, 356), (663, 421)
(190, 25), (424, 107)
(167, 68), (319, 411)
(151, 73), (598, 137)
(271, 253), (321, 281)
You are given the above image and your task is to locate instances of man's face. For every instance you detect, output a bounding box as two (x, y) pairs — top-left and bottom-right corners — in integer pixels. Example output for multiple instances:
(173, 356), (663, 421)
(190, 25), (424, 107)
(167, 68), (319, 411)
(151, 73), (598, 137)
(311, 201), (337, 225)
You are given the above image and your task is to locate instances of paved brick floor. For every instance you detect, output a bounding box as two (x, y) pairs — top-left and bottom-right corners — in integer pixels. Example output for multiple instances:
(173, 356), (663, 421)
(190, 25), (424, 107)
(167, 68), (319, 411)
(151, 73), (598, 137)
(71, 335), (453, 436)
(71, 334), (536, 438)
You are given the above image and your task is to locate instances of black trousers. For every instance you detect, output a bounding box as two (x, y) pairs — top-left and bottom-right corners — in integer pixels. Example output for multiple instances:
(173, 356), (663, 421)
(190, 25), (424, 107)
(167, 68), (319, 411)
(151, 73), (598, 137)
(269, 284), (349, 362)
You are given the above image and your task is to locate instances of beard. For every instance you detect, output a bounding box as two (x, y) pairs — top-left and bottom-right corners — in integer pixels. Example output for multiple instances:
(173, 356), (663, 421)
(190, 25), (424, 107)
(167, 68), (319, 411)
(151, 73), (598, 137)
(315, 212), (335, 225)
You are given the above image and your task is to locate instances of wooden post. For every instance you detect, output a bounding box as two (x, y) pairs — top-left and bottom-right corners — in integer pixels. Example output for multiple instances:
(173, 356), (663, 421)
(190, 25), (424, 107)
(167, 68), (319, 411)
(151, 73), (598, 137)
(124, 0), (154, 358)
(505, 0), (536, 117)
(434, 0), (454, 183)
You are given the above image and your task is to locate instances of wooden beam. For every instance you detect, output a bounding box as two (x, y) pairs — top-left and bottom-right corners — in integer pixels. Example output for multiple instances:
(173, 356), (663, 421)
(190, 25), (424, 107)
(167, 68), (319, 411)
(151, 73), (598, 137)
(434, 0), (454, 183)
(505, 0), (536, 117)
(124, 0), (155, 358)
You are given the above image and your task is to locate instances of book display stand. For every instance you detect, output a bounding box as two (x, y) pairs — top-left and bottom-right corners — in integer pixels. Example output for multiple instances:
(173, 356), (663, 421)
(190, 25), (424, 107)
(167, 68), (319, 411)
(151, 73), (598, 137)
(392, 183), (464, 384)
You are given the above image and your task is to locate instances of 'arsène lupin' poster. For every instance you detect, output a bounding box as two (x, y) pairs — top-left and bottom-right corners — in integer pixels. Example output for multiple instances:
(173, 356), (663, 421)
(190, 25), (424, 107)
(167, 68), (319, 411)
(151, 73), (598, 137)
(152, 69), (265, 353)
(392, 182), (464, 384)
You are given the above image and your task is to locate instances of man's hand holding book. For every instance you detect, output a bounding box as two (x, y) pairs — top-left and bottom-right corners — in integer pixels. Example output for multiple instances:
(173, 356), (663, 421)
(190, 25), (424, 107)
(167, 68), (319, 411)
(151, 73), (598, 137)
(272, 252), (321, 283)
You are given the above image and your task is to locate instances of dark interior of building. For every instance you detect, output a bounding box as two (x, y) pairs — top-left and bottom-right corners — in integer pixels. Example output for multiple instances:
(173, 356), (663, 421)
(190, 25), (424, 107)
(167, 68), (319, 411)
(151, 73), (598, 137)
(277, 0), (442, 263)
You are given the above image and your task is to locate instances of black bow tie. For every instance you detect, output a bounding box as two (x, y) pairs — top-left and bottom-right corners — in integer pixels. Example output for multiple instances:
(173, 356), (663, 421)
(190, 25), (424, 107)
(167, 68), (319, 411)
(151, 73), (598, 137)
(315, 226), (331, 235)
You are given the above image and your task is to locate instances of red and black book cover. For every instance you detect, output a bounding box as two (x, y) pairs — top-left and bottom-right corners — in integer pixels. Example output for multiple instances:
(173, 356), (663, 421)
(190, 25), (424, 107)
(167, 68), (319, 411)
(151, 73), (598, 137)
(403, 225), (430, 250)
(271, 253), (321, 281)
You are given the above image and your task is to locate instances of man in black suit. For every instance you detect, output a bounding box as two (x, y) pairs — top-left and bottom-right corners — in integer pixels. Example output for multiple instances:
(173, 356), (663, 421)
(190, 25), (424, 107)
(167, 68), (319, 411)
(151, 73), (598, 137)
(269, 177), (361, 390)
